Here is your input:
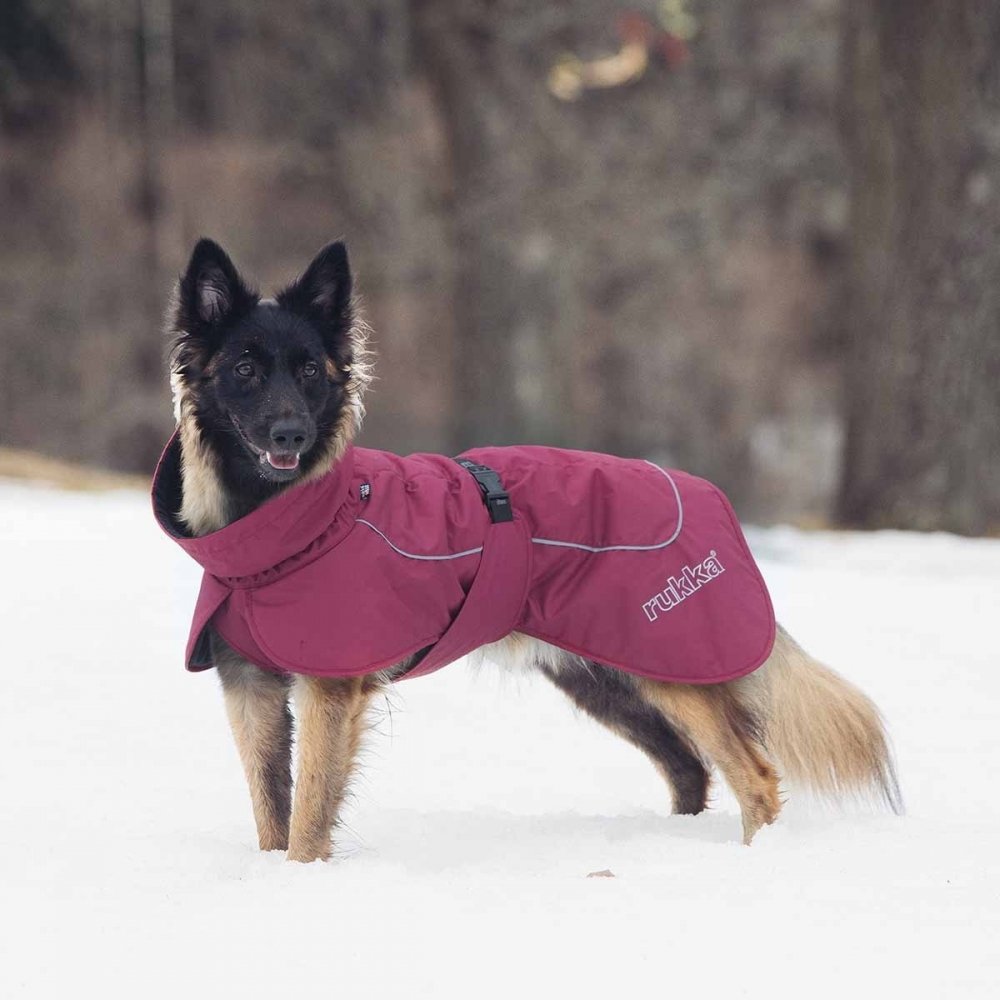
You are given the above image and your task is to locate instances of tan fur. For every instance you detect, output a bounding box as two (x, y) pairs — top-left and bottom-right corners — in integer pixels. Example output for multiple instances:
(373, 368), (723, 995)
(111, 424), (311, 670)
(638, 679), (782, 843)
(730, 626), (901, 810)
(177, 395), (232, 535)
(166, 276), (232, 536)
(218, 654), (293, 851)
(471, 631), (568, 674)
(480, 629), (899, 840)
(287, 675), (378, 863)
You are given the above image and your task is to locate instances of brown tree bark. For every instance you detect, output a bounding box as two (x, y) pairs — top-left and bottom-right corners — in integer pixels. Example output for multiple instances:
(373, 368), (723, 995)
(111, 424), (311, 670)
(838, 0), (1000, 533)
(413, 0), (567, 450)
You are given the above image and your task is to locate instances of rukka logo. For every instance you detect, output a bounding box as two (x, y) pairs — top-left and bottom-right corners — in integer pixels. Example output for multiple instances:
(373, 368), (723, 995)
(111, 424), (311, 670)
(642, 551), (725, 622)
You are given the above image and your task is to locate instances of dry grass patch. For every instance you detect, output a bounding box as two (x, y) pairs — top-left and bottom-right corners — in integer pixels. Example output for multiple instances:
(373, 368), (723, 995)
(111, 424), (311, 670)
(0, 447), (148, 492)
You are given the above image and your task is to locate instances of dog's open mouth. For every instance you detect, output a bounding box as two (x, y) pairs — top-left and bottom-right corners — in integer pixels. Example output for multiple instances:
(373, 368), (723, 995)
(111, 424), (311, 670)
(265, 451), (300, 471)
(231, 416), (302, 474)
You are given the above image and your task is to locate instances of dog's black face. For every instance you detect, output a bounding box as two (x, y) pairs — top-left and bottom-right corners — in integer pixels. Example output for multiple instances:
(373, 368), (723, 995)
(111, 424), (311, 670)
(207, 305), (335, 483)
(170, 238), (356, 509)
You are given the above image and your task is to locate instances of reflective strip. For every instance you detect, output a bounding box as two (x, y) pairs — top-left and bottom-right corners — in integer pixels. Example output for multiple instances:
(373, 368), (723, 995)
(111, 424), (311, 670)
(529, 463), (683, 552)
(356, 519), (483, 561)
(357, 462), (683, 560)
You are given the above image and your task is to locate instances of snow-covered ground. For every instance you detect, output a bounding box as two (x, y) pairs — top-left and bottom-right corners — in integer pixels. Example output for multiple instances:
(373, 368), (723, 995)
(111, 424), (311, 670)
(2, 479), (998, 999)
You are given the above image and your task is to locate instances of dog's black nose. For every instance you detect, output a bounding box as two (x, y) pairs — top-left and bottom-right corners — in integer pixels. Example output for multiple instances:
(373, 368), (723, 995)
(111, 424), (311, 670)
(270, 420), (308, 450)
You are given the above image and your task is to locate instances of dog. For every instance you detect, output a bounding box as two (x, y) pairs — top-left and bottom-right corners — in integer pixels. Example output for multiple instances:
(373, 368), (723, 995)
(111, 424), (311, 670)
(156, 237), (901, 863)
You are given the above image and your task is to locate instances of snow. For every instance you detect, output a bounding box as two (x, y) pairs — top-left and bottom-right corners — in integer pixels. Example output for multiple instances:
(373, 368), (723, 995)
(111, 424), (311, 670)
(2, 480), (998, 998)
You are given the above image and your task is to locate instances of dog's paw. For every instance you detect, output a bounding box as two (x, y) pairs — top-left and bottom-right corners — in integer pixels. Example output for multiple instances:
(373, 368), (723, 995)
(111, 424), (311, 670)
(287, 840), (332, 864)
(740, 789), (783, 845)
(258, 834), (289, 852)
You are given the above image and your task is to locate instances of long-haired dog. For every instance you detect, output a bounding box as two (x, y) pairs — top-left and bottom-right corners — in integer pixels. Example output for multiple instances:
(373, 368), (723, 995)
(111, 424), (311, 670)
(164, 238), (900, 863)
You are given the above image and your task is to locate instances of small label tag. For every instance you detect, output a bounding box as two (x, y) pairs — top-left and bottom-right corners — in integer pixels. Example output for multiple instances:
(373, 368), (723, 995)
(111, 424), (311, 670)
(359, 482), (371, 501)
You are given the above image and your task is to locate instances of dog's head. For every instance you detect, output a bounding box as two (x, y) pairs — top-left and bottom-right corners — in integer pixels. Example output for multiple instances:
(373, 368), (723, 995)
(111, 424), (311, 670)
(169, 239), (371, 496)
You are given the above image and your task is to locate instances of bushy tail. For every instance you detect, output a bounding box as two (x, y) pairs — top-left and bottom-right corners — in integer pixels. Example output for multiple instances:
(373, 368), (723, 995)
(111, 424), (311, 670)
(735, 626), (902, 812)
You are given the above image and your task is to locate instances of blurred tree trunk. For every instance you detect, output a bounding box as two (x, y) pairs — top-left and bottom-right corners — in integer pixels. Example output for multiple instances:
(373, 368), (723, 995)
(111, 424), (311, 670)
(838, 0), (1000, 533)
(414, 1), (580, 451)
(136, 0), (174, 376)
(414, 1), (529, 448)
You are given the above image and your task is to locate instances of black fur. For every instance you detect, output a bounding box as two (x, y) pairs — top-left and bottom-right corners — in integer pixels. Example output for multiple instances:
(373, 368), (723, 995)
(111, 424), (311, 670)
(275, 241), (354, 370)
(170, 239), (357, 521)
(539, 662), (710, 815)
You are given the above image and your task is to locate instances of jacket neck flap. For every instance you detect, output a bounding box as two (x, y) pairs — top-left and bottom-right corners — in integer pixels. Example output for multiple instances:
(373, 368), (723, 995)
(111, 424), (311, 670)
(151, 431), (356, 580)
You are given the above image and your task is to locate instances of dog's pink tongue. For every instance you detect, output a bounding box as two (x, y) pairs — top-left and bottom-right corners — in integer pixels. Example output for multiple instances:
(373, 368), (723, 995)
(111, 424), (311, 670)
(266, 452), (300, 471)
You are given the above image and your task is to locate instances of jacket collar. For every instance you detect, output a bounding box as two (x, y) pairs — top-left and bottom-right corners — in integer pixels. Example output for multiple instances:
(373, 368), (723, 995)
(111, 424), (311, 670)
(152, 431), (356, 581)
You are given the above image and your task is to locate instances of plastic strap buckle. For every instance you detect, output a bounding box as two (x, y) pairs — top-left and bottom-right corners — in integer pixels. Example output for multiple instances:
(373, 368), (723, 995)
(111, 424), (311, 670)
(455, 459), (514, 524)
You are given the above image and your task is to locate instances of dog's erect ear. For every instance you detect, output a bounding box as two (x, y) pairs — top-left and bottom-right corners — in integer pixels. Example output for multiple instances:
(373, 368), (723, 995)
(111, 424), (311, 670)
(175, 238), (256, 335)
(277, 242), (353, 355)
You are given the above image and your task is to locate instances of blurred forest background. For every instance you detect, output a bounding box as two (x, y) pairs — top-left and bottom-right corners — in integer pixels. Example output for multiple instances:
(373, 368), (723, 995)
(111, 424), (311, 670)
(1, 0), (998, 532)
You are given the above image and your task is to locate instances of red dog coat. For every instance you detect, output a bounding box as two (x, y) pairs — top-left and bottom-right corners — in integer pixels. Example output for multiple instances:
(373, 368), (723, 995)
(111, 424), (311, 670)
(152, 435), (775, 684)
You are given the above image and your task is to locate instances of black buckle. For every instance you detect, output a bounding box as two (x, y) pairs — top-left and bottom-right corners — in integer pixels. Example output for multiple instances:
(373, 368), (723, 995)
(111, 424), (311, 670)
(455, 459), (514, 523)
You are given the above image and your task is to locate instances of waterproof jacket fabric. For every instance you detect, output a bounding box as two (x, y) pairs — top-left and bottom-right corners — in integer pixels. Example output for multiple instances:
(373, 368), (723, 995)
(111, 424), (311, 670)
(152, 434), (775, 684)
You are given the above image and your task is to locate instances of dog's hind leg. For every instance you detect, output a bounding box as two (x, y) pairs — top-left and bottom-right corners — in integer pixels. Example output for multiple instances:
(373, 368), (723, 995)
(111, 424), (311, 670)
(539, 661), (710, 815)
(638, 680), (782, 844)
(214, 637), (294, 851)
(287, 675), (378, 863)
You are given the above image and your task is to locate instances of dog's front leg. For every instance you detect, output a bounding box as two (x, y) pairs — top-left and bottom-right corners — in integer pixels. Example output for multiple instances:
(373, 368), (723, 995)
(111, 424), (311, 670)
(215, 638), (294, 851)
(288, 675), (374, 863)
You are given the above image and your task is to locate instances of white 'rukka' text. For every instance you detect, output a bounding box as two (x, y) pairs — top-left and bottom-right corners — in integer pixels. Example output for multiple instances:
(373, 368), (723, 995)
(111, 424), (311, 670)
(642, 551), (725, 621)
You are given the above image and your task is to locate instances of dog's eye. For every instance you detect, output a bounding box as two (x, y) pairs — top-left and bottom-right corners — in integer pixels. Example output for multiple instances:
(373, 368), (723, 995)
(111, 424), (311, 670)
(234, 361), (255, 378)
(302, 362), (319, 378)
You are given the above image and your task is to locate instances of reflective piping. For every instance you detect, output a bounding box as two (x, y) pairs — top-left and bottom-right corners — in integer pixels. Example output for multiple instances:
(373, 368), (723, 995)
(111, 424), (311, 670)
(357, 461), (683, 561)
(356, 519), (484, 561)
(529, 462), (683, 552)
